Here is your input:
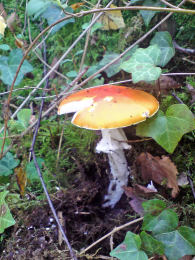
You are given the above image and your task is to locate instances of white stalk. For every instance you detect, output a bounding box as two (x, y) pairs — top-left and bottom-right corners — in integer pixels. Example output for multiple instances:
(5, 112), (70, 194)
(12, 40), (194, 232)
(96, 129), (131, 208)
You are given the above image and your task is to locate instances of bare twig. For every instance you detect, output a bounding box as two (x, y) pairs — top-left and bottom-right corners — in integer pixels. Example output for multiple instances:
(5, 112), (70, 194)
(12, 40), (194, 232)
(29, 26), (77, 259)
(77, 0), (187, 89)
(79, 217), (143, 255)
(171, 92), (184, 104)
(173, 40), (195, 55)
(79, 0), (103, 73)
(160, 0), (179, 8)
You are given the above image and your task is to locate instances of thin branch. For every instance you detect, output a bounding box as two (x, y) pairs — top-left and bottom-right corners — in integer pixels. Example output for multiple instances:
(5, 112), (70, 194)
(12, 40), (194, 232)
(173, 40), (195, 55)
(160, 0), (179, 8)
(79, 0), (103, 73)
(29, 26), (77, 259)
(171, 92), (184, 104)
(78, 0), (187, 89)
(79, 217), (143, 255)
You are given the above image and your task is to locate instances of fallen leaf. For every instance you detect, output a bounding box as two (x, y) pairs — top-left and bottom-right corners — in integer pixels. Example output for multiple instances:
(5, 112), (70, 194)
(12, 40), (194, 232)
(124, 185), (157, 216)
(130, 197), (145, 216)
(134, 75), (180, 95)
(98, 4), (125, 30)
(179, 256), (193, 260)
(136, 152), (179, 198)
(71, 2), (84, 10)
(0, 15), (6, 36)
(15, 166), (27, 197)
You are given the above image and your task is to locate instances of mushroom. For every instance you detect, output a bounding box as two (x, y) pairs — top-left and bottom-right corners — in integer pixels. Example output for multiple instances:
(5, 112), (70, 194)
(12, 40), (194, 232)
(58, 85), (159, 208)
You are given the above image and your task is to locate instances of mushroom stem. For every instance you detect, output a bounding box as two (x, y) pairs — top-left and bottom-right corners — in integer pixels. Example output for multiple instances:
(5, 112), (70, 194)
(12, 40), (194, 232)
(96, 128), (131, 208)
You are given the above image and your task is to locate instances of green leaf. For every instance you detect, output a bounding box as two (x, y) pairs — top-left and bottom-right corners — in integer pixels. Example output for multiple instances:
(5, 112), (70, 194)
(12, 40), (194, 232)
(142, 209), (178, 235)
(41, 5), (74, 34)
(0, 191), (15, 234)
(17, 109), (32, 128)
(27, 0), (52, 18)
(0, 152), (20, 176)
(66, 70), (78, 78)
(110, 231), (148, 260)
(155, 226), (195, 260)
(82, 22), (103, 34)
(0, 44), (10, 51)
(120, 45), (162, 83)
(9, 109), (32, 133)
(140, 0), (165, 27)
(0, 49), (33, 86)
(26, 158), (44, 181)
(150, 31), (175, 67)
(142, 199), (166, 215)
(136, 104), (195, 153)
(140, 231), (164, 256)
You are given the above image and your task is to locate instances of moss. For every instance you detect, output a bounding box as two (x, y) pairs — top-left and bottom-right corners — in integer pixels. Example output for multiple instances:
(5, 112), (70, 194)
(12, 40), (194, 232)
(34, 119), (97, 187)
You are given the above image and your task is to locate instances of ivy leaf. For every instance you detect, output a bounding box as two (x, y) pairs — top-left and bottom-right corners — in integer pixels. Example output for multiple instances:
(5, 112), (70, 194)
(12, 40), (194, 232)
(9, 109), (32, 133)
(136, 104), (195, 153)
(150, 31), (175, 67)
(110, 231), (148, 260)
(0, 191), (16, 233)
(17, 109), (32, 128)
(27, 0), (52, 18)
(0, 49), (33, 86)
(142, 199), (166, 215)
(142, 208), (178, 235)
(120, 45), (162, 83)
(155, 226), (195, 260)
(140, 231), (164, 256)
(140, 0), (165, 27)
(41, 5), (74, 34)
(0, 152), (20, 176)
(0, 44), (10, 51)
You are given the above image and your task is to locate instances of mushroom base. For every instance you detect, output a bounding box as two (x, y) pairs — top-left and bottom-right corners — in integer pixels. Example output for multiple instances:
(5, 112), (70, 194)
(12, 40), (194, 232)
(96, 129), (131, 208)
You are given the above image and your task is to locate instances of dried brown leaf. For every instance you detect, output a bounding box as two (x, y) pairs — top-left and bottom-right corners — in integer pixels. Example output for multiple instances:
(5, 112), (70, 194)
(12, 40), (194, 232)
(6, 12), (21, 32)
(15, 166), (27, 197)
(134, 75), (180, 95)
(124, 185), (156, 216)
(179, 256), (193, 260)
(129, 197), (145, 216)
(136, 152), (179, 198)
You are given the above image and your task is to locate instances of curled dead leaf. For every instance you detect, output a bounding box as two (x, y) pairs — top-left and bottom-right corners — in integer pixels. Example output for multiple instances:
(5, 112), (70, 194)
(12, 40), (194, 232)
(134, 75), (180, 95)
(124, 185), (157, 216)
(136, 152), (179, 198)
(15, 166), (27, 197)
(71, 3), (84, 10)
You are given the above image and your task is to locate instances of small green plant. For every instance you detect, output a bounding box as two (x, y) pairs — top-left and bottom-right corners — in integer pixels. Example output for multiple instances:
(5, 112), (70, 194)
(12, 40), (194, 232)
(0, 190), (15, 234)
(110, 199), (195, 260)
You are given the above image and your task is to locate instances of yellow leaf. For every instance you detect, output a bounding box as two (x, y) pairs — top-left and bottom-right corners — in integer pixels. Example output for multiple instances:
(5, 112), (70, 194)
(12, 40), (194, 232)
(0, 15), (6, 36)
(15, 167), (27, 197)
(98, 4), (125, 31)
(71, 2), (84, 10)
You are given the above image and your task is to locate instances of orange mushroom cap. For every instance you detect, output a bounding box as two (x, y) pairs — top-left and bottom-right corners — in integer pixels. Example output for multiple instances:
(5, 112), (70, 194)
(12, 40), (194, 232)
(58, 85), (159, 130)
